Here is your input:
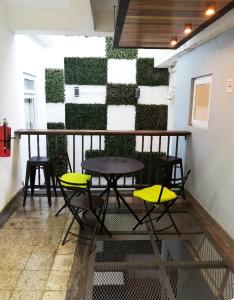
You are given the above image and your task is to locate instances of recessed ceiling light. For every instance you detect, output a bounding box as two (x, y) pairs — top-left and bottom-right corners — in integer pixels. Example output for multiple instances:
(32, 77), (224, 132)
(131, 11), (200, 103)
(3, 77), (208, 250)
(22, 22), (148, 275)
(170, 37), (177, 47)
(205, 2), (216, 16)
(184, 24), (192, 34)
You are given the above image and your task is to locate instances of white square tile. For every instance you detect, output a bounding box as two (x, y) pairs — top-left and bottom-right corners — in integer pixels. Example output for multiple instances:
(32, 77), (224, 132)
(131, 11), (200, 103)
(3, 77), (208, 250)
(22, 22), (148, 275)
(138, 86), (169, 105)
(108, 59), (136, 84)
(46, 103), (65, 123)
(107, 105), (135, 130)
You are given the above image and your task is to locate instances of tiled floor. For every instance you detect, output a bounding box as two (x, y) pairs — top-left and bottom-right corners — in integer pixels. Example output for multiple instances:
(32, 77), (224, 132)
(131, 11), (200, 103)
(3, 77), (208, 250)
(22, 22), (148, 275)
(0, 196), (78, 300)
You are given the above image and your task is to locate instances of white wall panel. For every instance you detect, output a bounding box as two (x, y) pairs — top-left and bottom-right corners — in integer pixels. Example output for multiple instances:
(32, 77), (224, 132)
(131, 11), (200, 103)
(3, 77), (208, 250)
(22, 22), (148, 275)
(138, 86), (169, 105)
(107, 59), (136, 84)
(107, 105), (135, 130)
(46, 103), (65, 123)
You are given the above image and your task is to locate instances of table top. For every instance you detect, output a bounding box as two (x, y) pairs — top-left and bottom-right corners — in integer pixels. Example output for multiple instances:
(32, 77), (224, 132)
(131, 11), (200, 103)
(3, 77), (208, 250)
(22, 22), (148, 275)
(81, 156), (144, 175)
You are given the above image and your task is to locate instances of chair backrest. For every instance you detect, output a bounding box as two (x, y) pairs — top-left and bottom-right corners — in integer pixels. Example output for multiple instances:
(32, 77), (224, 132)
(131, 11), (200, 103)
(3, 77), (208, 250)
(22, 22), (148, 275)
(57, 176), (94, 210)
(52, 152), (72, 176)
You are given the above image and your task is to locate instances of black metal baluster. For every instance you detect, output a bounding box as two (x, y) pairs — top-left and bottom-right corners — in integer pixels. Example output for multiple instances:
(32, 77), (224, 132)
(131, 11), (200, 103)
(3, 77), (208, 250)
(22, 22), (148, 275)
(99, 135), (101, 187)
(81, 135), (84, 174)
(73, 135), (75, 172)
(174, 136), (179, 179)
(123, 136), (126, 187)
(167, 136), (170, 157)
(90, 135), (93, 185)
(36, 134), (41, 187)
(28, 134), (31, 159)
(140, 135), (144, 186)
(148, 136), (153, 185)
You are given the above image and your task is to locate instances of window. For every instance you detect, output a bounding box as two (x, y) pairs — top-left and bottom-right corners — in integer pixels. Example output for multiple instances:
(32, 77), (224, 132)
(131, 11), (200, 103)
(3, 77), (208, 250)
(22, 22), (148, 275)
(24, 74), (36, 129)
(191, 75), (212, 129)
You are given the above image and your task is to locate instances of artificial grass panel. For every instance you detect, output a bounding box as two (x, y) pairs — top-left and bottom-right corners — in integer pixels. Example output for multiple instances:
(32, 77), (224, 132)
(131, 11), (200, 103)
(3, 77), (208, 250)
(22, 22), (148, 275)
(45, 69), (65, 103)
(106, 84), (137, 105)
(105, 136), (136, 157)
(135, 105), (168, 130)
(106, 37), (137, 60)
(64, 57), (107, 85)
(137, 58), (169, 86)
(47, 122), (67, 176)
(65, 104), (107, 130)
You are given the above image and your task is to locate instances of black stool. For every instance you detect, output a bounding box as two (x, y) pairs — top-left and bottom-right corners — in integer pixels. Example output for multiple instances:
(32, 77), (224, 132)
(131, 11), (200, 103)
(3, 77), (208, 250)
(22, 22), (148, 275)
(23, 156), (57, 207)
(159, 155), (185, 199)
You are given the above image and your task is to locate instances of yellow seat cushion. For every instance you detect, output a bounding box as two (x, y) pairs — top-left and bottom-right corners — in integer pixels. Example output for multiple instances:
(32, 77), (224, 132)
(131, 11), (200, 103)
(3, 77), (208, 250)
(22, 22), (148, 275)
(60, 173), (91, 188)
(133, 185), (177, 203)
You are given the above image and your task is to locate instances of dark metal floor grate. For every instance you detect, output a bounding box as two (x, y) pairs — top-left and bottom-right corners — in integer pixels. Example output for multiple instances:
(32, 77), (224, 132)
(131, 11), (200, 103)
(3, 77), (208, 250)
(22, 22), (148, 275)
(85, 211), (234, 300)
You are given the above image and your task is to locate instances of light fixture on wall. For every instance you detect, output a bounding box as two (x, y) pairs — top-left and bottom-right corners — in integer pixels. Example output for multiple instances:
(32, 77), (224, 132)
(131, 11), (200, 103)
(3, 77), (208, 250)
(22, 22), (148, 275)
(170, 37), (177, 47)
(135, 87), (140, 99)
(184, 23), (192, 34)
(74, 86), (79, 97)
(205, 1), (216, 16)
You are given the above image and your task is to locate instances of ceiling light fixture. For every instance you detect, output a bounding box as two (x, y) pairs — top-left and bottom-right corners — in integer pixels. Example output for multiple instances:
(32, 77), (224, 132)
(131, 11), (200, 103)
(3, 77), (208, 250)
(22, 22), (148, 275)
(184, 23), (192, 34)
(205, 2), (216, 16)
(170, 37), (177, 47)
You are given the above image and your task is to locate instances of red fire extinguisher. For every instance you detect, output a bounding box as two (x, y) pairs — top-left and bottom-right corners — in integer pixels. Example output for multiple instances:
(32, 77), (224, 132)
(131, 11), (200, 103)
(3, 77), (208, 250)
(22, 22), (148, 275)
(0, 119), (11, 157)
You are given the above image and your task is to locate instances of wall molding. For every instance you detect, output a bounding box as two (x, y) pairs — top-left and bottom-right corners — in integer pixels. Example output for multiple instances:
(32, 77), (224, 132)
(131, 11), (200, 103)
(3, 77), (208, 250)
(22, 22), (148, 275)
(187, 192), (234, 268)
(0, 189), (22, 227)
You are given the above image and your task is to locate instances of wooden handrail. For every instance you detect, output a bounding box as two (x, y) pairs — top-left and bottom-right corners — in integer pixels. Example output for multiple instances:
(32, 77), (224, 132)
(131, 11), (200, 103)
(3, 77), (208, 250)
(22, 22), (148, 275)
(15, 129), (191, 137)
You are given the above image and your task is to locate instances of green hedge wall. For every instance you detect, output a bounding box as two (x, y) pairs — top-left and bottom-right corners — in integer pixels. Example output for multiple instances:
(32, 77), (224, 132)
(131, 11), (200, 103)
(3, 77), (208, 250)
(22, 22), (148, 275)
(136, 105), (168, 130)
(64, 57), (107, 85)
(106, 84), (137, 105)
(135, 152), (165, 184)
(137, 59), (169, 86)
(47, 122), (67, 176)
(106, 37), (137, 60)
(65, 104), (107, 130)
(45, 69), (65, 103)
(105, 136), (136, 156)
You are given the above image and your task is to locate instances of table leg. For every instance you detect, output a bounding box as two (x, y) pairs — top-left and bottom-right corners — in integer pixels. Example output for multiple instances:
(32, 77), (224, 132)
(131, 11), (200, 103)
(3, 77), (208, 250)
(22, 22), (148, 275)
(100, 185), (110, 234)
(112, 185), (141, 223)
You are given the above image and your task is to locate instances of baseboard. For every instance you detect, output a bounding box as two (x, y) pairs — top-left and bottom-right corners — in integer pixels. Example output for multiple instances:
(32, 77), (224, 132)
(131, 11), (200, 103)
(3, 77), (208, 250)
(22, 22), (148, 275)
(187, 192), (234, 268)
(0, 188), (22, 227)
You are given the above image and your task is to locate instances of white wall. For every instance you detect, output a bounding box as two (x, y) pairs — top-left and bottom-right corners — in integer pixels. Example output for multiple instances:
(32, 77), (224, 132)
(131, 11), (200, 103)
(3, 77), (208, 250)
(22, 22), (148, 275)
(173, 28), (234, 238)
(0, 2), (48, 212)
(0, 2), (23, 211)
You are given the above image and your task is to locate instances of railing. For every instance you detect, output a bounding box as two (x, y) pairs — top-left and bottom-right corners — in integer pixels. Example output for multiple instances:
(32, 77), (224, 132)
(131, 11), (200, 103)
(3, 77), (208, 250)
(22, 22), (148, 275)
(15, 129), (191, 190)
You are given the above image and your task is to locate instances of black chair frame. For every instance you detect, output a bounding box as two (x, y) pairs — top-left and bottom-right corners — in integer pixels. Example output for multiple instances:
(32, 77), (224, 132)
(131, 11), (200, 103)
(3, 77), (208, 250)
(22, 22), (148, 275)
(58, 177), (111, 254)
(132, 170), (191, 235)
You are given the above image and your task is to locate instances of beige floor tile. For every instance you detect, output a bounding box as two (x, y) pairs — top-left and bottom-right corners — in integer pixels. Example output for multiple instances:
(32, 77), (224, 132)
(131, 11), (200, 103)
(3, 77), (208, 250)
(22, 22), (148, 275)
(51, 255), (74, 271)
(42, 290), (66, 300)
(15, 271), (50, 290)
(0, 254), (31, 271)
(11, 210), (32, 219)
(22, 219), (47, 230)
(30, 211), (52, 219)
(25, 252), (55, 271)
(56, 241), (76, 255)
(0, 271), (21, 290)
(45, 271), (70, 290)
(0, 290), (12, 300)
(10, 290), (43, 300)
(3, 219), (25, 230)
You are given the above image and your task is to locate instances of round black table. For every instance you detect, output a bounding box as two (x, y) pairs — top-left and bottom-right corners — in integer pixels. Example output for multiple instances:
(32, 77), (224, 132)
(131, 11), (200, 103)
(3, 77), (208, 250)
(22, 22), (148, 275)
(81, 156), (144, 222)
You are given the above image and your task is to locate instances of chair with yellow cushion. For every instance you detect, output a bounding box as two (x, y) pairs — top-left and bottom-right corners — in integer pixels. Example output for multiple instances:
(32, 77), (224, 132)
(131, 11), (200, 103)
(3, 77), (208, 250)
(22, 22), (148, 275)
(57, 176), (111, 253)
(53, 153), (92, 217)
(132, 170), (191, 234)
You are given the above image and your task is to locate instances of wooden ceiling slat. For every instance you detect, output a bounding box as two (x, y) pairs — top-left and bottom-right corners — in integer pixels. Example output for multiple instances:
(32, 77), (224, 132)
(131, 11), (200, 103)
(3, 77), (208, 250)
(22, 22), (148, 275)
(114, 0), (234, 49)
